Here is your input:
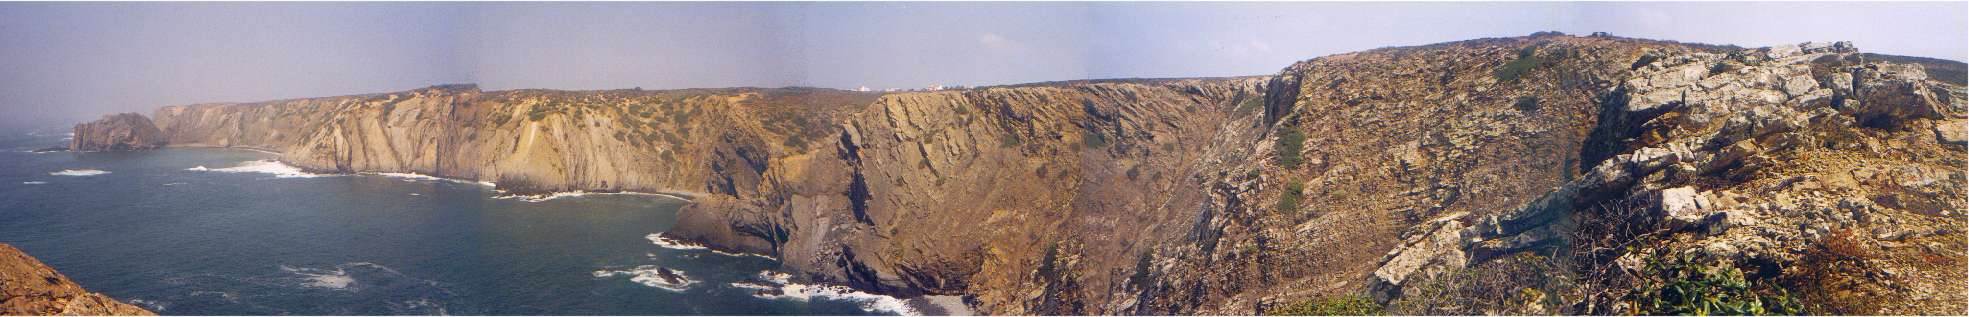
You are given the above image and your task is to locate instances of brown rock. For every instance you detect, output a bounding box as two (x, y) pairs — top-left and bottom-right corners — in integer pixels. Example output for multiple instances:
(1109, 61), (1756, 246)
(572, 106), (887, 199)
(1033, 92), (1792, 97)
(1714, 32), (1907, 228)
(69, 113), (166, 152)
(0, 244), (154, 316)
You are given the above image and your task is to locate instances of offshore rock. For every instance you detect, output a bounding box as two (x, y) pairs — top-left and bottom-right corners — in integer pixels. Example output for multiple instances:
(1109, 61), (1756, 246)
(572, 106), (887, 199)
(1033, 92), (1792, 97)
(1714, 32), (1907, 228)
(69, 113), (166, 152)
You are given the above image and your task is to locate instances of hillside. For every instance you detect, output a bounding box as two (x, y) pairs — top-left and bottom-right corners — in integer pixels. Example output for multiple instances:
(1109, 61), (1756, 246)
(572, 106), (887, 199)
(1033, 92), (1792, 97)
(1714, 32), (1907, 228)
(0, 244), (155, 315)
(69, 34), (1967, 315)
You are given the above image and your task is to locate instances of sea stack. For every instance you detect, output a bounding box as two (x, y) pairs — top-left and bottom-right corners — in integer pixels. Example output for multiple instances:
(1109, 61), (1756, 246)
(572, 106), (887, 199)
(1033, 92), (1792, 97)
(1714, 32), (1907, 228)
(70, 113), (167, 152)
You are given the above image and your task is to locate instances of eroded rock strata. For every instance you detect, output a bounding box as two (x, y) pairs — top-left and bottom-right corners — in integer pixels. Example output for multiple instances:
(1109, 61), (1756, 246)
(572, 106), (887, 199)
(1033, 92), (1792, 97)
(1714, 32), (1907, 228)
(78, 34), (1965, 314)
(0, 244), (155, 316)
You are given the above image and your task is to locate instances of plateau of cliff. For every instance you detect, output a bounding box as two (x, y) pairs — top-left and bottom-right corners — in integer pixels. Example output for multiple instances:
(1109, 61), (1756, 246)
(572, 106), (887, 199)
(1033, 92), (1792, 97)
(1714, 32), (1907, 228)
(69, 33), (1966, 315)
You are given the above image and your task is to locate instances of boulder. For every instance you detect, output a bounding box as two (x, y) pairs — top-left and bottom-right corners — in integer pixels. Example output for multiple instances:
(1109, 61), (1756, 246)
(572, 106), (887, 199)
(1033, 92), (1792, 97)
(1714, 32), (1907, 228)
(1934, 119), (1966, 146)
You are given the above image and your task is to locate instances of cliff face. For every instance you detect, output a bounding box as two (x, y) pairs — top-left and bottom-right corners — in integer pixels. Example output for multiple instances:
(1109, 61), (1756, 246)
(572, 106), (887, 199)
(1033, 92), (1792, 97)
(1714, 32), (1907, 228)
(0, 244), (155, 316)
(151, 85), (875, 195)
(670, 78), (1272, 314)
(94, 34), (1966, 315)
(70, 113), (166, 152)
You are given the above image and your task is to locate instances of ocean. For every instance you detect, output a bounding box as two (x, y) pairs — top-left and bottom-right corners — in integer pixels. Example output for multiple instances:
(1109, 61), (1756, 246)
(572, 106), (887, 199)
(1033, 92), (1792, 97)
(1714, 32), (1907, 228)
(0, 130), (919, 315)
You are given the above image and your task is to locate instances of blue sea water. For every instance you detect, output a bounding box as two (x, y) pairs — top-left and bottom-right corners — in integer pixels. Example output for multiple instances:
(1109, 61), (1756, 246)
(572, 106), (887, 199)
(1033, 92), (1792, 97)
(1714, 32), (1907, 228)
(0, 131), (905, 315)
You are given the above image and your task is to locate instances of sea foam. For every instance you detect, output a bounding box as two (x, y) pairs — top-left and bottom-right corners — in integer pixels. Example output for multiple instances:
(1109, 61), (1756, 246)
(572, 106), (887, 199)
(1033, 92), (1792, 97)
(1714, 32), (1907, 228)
(372, 172), (496, 187)
(645, 233), (707, 250)
(188, 160), (330, 178)
(593, 265), (694, 292)
(643, 233), (777, 260)
(49, 169), (109, 176)
(494, 190), (688, 203)
(731, 270), (917, 315)
(281, 265), (357, 290)
(21, 181), (47, 185)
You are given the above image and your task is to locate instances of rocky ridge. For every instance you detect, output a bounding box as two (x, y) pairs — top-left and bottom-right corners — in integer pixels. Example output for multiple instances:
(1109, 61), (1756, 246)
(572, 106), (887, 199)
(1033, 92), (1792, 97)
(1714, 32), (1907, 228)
(70, 34), (1966, 314)
(0, 244), (155, 316)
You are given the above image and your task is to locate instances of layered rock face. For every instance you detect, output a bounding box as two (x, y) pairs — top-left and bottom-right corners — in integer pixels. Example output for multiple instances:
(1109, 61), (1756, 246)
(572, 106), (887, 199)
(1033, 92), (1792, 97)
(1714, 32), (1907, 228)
(83, 34), (1964, 314)
(149, 85), (877, 195)
(69, 113), (166, 152)
(0, 244), (155, 315)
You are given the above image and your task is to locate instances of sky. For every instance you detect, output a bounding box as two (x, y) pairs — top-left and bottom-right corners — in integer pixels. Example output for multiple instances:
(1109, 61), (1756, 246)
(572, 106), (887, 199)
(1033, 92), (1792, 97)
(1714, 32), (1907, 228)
(1, 2), (1963, 132)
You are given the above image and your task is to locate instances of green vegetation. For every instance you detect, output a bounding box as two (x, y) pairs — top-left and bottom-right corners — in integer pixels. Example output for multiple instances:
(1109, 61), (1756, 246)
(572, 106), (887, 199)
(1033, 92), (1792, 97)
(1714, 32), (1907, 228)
(1629, 255), (1804, 315)
(1276, 181), (1304, 214)
(1709, 61), (1743, 76)
(1267, 295), (1383, 316)
(1388, 253), (1575, 315)
(1513, 96), (1540, 113)
(1127, 251), (1154, 290)
(1274, 130), (1306, 168)
(1236, 97), (1265, 117)
(999, 134), (1023, 148)
(1494, 46), (1554, 83)
(782, 134), (809, 150)
(526, 104), (558, 121)
(641, 131), (663, 144)
(1083, 129), (1109, 149)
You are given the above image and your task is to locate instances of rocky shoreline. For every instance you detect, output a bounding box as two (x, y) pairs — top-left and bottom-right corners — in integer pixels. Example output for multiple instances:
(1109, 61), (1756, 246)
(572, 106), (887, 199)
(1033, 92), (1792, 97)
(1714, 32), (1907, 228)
(63, 34), (1966, 314)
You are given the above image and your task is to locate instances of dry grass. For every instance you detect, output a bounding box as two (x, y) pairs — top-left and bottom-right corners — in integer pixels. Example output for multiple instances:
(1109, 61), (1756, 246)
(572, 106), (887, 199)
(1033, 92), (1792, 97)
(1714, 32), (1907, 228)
(1783, 229), (1889, 314)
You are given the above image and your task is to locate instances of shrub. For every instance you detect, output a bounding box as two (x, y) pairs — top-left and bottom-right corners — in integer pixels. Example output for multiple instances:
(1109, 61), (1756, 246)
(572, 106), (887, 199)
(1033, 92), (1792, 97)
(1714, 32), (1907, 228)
(1628, 255), (1805, 315)
(1709, 61), (1742, 76)
(1083, 129), (1109, 149)
(1267, 295), (1383, 316)
(1276, 181), (1304, 214)
(1236, 98), (1265, 117)
(999, 134), (1023, 148)
(1565, 199), (1661, 314)
(1513, 96), (1540, 113)
(1494, 46), (1551, 82)
(1783, 229), (1887, 314)
(1388, 253), (1574, 315)
(782, 134), (808, 150)
(1275, 130), (1307, 168)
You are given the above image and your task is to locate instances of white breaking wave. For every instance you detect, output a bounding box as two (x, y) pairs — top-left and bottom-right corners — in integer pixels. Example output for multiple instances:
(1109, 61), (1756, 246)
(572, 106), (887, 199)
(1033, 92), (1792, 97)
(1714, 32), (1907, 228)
(127, 299), (167, 312)
(712, 249), (778, 260)
(492, 191), (592, 202)
(49, 169), (109, 176)
(188, 160), (330, 178)
(643, 233), (778, 260)
(645, 233), (707, 250)
(592, 265), (694, 292)
(494, 190), (688, 202)
(277, 262), (435, 293)
(281, 265), (357, 290)
(731, 270), (917, 315)
(371, 172), (496, 187)
(21, 181), (47, 185)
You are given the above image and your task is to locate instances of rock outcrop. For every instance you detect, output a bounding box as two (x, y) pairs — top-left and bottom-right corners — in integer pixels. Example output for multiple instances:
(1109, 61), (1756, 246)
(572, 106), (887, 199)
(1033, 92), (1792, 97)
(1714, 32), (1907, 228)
(1362, 39), (1965, 314)
(82, 34), (1965, 315)
(0, 244), (155, 316)
(69, 113), (166, 152)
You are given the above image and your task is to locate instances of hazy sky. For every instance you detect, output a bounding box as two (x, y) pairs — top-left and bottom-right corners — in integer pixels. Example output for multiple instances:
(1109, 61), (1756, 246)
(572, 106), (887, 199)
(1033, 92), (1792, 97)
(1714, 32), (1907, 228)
(2, 2), (1963, 131)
